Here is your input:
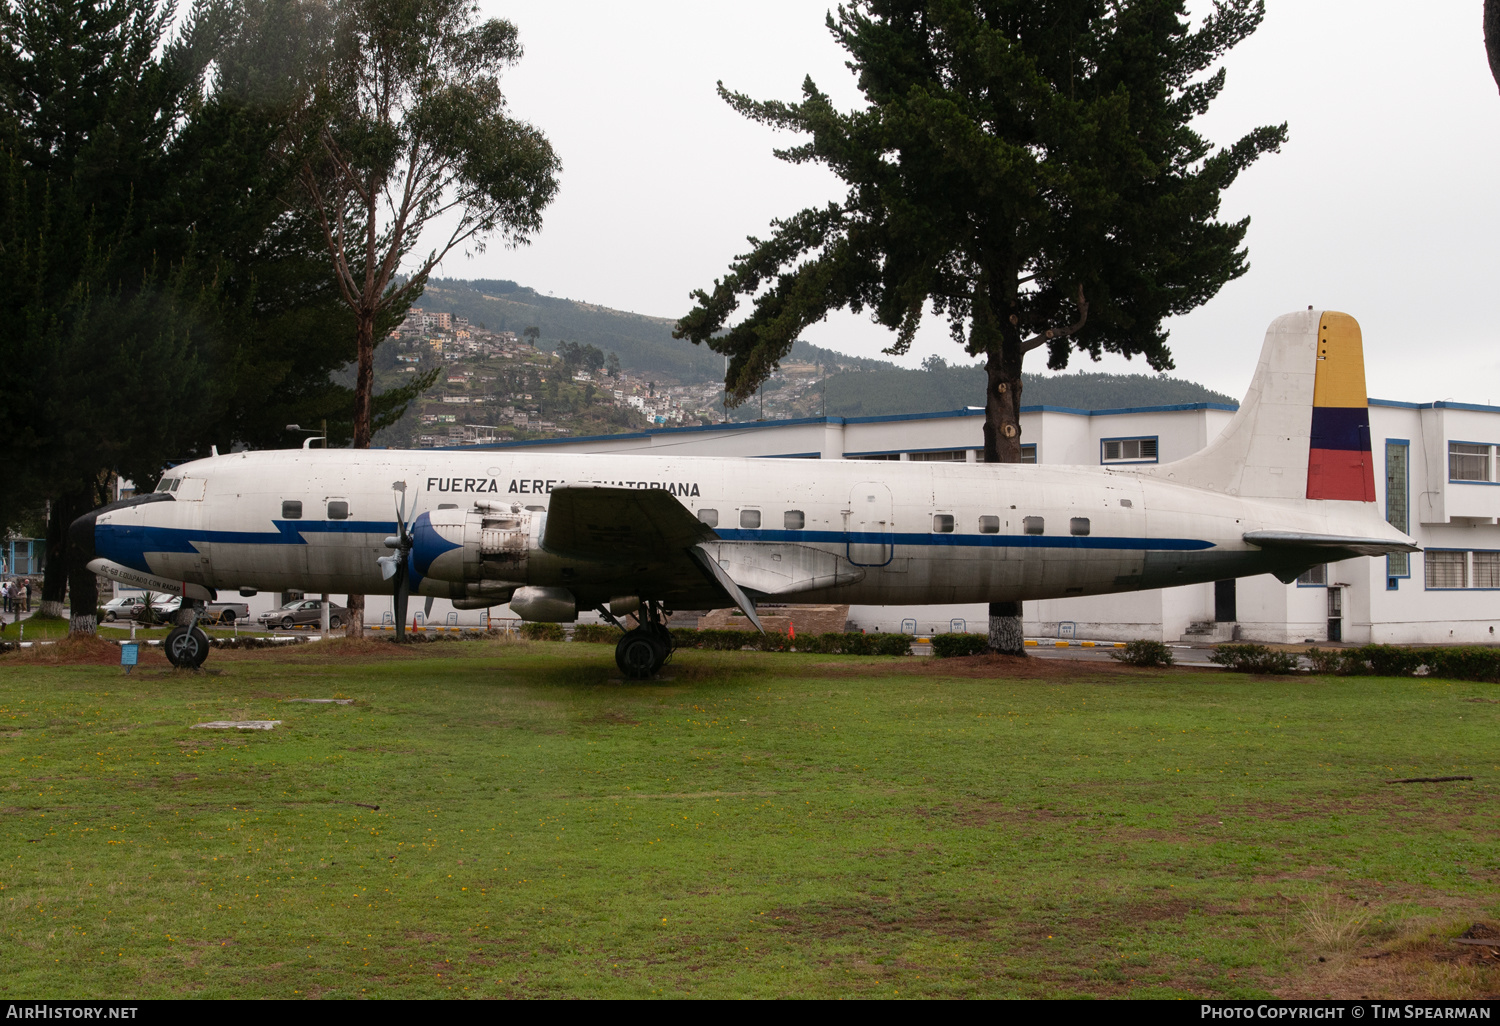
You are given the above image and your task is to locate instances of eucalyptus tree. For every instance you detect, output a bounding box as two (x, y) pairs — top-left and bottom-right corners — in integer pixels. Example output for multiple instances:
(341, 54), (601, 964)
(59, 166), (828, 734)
(676, 0), (1285, 651)
(285, 0), (560, 634)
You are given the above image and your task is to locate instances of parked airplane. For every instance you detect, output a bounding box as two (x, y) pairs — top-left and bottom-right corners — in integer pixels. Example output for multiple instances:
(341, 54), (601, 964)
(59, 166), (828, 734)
(74, 310), (1416, 676)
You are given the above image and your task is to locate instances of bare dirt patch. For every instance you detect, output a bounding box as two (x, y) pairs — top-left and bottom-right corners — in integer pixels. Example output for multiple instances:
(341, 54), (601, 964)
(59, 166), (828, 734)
(1, 635), (168, 666)
(1277, 921), (1500, 999)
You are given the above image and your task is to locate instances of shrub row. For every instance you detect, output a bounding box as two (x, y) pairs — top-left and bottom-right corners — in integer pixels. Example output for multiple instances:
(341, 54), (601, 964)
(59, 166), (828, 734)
(207, 635), (309, 650)
(930, 633), (991, 658)
(517, 622), (917, 656)
(1306, 644), (1500, 682)
(1209, 644), (1301, 674)
(672, 628), (914, 656)
(1110, 639), (1175, 667)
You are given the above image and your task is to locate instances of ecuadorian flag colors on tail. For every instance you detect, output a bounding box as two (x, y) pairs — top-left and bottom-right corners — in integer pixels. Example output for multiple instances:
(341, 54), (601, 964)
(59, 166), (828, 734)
(1306, 312), (1376, 501)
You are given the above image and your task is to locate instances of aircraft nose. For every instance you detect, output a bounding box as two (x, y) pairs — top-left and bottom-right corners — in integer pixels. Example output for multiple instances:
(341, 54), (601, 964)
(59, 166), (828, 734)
(73, 492), (176, 572)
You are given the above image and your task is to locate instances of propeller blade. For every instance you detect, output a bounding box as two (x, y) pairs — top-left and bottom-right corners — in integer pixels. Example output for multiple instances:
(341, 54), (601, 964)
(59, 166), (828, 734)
(424, 595), (434, 618)
(377, 554), (399, 581)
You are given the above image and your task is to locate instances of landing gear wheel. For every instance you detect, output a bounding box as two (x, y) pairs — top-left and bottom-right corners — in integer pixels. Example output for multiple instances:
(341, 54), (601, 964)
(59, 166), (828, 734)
(615, 628), (665, 680)
(165, 625), (210, 669)
(646, 622), (675, 664)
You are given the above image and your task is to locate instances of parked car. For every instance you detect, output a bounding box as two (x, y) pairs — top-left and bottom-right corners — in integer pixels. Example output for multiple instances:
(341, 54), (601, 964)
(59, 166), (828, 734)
(257, 598), (348, 630)
(151, 596), (183, 618)
(101, 595), (150, 622)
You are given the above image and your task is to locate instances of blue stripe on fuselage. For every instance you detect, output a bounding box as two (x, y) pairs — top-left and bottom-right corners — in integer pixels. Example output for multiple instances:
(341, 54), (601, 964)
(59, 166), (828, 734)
(97, 520), (1215, 575)
(95, 520), (397, 573)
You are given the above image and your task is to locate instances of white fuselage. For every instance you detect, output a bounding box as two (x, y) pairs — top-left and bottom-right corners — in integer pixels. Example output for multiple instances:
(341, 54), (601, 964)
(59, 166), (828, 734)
(93, 448), (1408, 612)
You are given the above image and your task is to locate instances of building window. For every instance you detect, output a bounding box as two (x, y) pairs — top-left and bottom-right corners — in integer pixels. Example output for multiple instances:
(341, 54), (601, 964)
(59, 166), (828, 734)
(327, 501), (349, 520)
(1425, 551), (1467, 589)
(849, 453), (900, 461)
(784, 510), (805, 530)
(1473, 552), (1500, 589)
(1101, 437), (1159, 464)
(1296, 564), (1326, 586)
(908, 450), (968, 462)
(1022, 516), (1044, 535)
(697, 508), (718, 528)
(932, 514), (954, 533)
(1448, 442), (1494, 482)
(739, 509), (761, 529)
(978, 515), (1000, 534)
(281, 500), (302, 520)
(1020, 444), (1037, 464)
(1385, 442), (1409, 577)
(1070, 517), (1090, 536)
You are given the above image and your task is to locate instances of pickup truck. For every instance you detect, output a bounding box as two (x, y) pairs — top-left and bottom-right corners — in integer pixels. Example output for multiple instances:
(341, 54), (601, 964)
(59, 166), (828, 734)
(201, 601), (250, 625)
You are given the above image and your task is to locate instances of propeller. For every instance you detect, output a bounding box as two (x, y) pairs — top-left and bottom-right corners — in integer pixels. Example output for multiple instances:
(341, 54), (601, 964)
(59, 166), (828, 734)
(377, 481), (412, 642)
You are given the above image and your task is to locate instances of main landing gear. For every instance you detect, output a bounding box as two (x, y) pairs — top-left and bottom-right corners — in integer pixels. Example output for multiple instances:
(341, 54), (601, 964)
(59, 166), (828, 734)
(610, 602), (674, 680)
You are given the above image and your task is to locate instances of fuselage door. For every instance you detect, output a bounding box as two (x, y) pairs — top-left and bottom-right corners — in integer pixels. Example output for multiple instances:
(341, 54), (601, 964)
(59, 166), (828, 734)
(848, 482), (894, 567)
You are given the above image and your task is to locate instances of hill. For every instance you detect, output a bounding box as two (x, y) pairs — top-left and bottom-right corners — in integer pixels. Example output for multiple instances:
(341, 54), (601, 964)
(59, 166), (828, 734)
(813, 364), (1236, 419)
(412, 277), (1236, 419)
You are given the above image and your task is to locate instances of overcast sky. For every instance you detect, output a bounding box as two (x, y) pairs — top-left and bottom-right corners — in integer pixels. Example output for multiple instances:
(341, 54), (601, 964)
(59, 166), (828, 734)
(445, 1), (1500, 406)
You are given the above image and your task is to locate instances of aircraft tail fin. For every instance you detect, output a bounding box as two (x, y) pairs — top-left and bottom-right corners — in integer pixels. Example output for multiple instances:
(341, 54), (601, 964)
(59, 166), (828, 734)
(1132, 310), (1376, 502)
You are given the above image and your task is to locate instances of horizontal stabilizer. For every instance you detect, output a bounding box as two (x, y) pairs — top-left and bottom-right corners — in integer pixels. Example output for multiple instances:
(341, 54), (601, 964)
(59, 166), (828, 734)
(1243, 531), (1419, 558)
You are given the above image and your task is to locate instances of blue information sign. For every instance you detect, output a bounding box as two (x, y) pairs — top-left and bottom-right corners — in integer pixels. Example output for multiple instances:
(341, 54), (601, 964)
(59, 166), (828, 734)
(120, 642), (139, 673)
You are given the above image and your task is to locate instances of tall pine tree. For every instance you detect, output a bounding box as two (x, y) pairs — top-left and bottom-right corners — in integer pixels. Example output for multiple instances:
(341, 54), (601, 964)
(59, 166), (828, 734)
(676, 0), (1285, 651)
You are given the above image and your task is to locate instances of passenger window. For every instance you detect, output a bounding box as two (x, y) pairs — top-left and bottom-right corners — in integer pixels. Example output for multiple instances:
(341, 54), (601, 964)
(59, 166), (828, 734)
(697, 508), (719, 528)
(327, 500), (349, 520)
(1071, 517), (1091, 536)
(978, 515), (1000, 534)
(1023, 516), (1044, 535)
(932, 514), (954, 533)
(784, 510), (805, 530)
(282, 500), (303, 520)
(437, 503), (458, 510)
(740, 509), (761, 529)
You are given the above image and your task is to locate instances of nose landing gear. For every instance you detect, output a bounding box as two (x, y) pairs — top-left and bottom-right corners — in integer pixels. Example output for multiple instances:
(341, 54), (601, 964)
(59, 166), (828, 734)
(165, 600), (211, 669)
(609, 601), (675, 679)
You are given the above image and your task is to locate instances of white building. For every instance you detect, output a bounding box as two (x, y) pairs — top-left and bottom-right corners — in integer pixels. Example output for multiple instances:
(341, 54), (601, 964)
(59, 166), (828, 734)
(466, 398), (1500, 645)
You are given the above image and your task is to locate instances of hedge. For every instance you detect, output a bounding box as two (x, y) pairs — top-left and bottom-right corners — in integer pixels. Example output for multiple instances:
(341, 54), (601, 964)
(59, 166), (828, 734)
(1209, 644), (1300, 674)
(931, 633), (991, 658)
(666, 628), (913, 656)
(519, 622), (565, 642)
(1306, 644), (1500, 682)
(570, 624), (618, 644)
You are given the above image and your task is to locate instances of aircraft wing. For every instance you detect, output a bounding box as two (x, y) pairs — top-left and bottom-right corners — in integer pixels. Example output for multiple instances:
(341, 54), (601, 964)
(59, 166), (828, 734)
(1242, 531), (1420, 558)
(542, 485), (765, 632)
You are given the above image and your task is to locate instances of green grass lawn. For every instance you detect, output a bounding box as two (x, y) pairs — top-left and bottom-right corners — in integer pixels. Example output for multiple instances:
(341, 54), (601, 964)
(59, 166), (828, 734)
(1, 638), (1497, 999)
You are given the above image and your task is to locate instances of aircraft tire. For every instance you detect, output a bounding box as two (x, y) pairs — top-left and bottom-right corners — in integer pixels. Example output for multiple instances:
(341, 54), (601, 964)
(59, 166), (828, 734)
(615, 629), (663, 680)
(165, 625), (211, 669)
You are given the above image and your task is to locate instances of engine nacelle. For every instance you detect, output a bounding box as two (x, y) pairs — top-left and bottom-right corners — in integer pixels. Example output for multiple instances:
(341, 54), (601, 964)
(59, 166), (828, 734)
(410, 504), (543, 586)
(510, 586), (577, 623)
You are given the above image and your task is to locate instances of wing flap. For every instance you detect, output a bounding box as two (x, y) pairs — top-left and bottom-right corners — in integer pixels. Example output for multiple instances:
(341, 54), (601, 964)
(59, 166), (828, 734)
(542, 484), (716, 562)
(542, 485), (765, 633)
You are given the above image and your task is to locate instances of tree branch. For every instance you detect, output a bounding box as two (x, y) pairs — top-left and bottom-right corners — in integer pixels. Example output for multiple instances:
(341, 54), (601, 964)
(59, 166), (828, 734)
(1020, 285), (1089, 352)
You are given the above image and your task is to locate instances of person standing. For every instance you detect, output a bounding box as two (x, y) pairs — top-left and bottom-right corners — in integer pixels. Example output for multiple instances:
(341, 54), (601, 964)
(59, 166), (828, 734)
(2, 579), (10, 614)
(24, 578), (32, 612)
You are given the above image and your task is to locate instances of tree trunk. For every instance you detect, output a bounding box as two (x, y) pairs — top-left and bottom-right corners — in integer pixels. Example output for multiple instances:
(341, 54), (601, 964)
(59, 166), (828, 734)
(40, 491), (93, 624)
(61, 490), (100, 636)
(976, 286), (1028, 655)
(1486, 0), (1500, 93)
(346, 306), (377, 638)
